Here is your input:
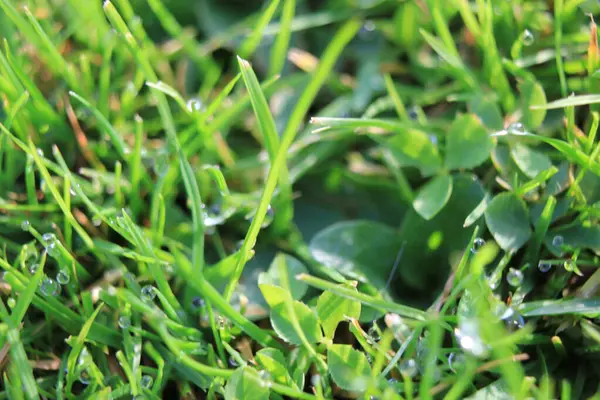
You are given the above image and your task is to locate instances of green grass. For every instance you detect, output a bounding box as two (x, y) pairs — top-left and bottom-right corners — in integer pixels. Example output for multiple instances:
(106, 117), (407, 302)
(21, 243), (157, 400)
(3, 0), (600, 398)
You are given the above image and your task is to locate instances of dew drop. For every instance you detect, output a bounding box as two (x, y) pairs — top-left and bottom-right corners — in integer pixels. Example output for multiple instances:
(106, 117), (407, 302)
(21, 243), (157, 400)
(56, 270), (70, 285)
(46, 242), (59, 257)
(191, 296), (205, 310)
(258, 370), (272, 387)
(7, 297), (16, 308)
(311, 374), (321, 387)
(538, 261), (552, 273)
(507, 122), (525, 135)
(186, 98), (203, 112)
(471, 238), (485, 253)
(140, 375), (153, 389)
(41, 233), (56, 247)
(552, 235), (564, 248)
(454, 319), (488, 358)
(506, 268), (524, 287)
(522, 29), (534, 46)
(118, 315), (131, 329)
(262, 204), (274, 228)
(92, 216), (102, 226)
(29, 263), (39, 274)
(79, 369), (90, 385)
(21, 220), (31, 232)
(408, 107), (418, 120)
(388, 378), (398, 385)
(367, 324), (381, 343)
(448, 352), (466, 372)
(228, 357), (239, 367)
(399, 358), (418, 377)
(141, 285), (156, 301)
(40, 277), (60, 297)
(36, 148), (44, 157)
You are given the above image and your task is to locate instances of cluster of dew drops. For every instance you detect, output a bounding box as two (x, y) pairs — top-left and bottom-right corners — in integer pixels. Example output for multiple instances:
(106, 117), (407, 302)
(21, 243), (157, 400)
(18, 223), (71, 298)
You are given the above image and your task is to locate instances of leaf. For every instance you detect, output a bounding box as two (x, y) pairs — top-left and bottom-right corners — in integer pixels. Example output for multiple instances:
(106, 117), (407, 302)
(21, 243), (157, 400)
(519, 79), (547, 129)
(259, 253), (308, 301)
(463, 193), (492, 228)
(468, 95), (503, 131)
(328, 344), (372, 393)
(224, 366), (270, 400)
(519, 298), (600, 317)
(484, 193), (532, 252)
(384, 129), (442, 176)
(258, 283), (289, 308)
(445, 114), (493, 170)
(510, 142), (552, 179)
(270, 301), (323, 345)
(545, 223), (600, 256)
(317, 286), (361, 338)
(309, 220), (402, 289)
(530, 93), (600, 110)
(413, 174), (453, 220)
(255, 348), (297, 388)
(465, 380), (511, 400)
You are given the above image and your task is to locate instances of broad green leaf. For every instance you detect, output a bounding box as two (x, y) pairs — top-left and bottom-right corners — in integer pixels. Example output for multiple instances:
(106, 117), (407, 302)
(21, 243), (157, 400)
(309, 220), (402, 289)
(468, 95), (503, 131)
(510, 143), (552, 179)
(484, 193), (532, 252)
(270, 301), (323, 345)
(445, 114), (493, 170)
(413, 174), (453, 220)
(519, 79), (547, 129)
(224, 366), (269, 400)
(255, 348), (297, 387)
(328, 344), (372, 393)
(317, 286), (361, 338)
(545, 223), (600, 256)
(259, 253), (308, 301)
(519, 298), (600, 317)
(384, 129), (442, 176)
(258, 283), (289, 308)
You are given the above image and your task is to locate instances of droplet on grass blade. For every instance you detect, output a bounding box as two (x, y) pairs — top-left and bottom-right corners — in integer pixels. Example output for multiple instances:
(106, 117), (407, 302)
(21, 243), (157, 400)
(448, 352), (466, 372)
(21, 220), (31, 232)
(471, 237), (485, 253)
(56, 270), (70, 285)
(454, 319), (488, 358)
(118, 316), (131, 329)
(552, 235), (564, 248)
(538, 261), (552, 273)
(141, 285), (156, 301)
(399, 359), (418, 377)
(506, 268), (524, 287)
(29, 263), (39, 274)
(140, 375), (153, 389)
(522, 29), (534, 46)
(507, 122), (525, 135)
(7, 297), (16, 308)
(40, 277), (60, 297)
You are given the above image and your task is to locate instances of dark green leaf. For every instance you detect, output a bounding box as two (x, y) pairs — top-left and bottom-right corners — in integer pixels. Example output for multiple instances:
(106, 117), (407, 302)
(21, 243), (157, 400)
(328, 344), (372, 393)
(413, 174), (453, 220)
(224, 366), (270, 400)
(384, 129), (442, 176)
(510, 143), (552, 179)
(519, 79), (547, 130)
(445, 114), (493, 170)
(468, 95), (503, 131)
(484, 193), (532, 252)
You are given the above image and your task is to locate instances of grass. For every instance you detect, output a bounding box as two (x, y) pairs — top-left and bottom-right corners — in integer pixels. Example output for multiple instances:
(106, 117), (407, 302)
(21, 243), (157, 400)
(2, 0), (600, 398)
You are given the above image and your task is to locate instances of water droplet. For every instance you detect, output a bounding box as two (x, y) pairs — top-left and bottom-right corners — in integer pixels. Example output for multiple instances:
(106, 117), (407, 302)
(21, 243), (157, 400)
(506, 268), (524, 287)
(69, 187), (77, 197)
(367, 324), (381, 343)
(507, 122), (525, 135)
(311, 374), (321, 387)
(141, 285), (156, 301)
(448, 353), (466, 372)
(359, 20), (376, 39)
(118, 315), (131, 329)
(186, 98), (203, 112)
(36, 148), (44, 157)
(56, 270), (70, 285)
(399, 359), (418, 377)
(46, 242), (59, 257)
(41, 233), (56, 247)
(386, 314), (411, 340)
(502, 310), (525, 331)
(21, 220), (31, 232)
(228, 357), (239, 367)
(538, 261), (552, 273)
(40, 277), (60, 297)
(92, 216), (102, 226)
(140, 375), (153, 389)
(258, 370), (272, 387)
(191, 296), (205, 310)
(471, 238), (485, 253)
(408, 106), (418, 120)
(79, 369), (90, 385)
(454, 319), (489, 358)
(262, 205), (274, 228)
(522, 29), (534, 46)
(7, 297), (16, 308)
(29, 263), (39, 274)
(552, 235), (564, 248)
(388, 378), (398, 385)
